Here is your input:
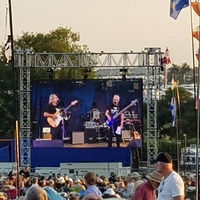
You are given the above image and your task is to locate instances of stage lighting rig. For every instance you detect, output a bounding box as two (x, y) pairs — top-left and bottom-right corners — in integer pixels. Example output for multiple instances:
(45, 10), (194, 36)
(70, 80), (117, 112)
(119, 68), (128, 81)
(47, 68), (54, 80)
(83, 68), (91, 80)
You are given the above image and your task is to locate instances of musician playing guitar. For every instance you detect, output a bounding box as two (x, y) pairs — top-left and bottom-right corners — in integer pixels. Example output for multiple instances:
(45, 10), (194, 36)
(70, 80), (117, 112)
(43, 94), (62, 140)
(105, 94), (124, 147)
(43, 94), (77, 140)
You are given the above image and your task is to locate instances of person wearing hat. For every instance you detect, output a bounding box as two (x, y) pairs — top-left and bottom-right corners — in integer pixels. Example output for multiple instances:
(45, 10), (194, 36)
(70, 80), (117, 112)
(155, 152), (184, 200)
(71, 178), (86, 193)
(131, 171), (163, 200)
(131, 172), (144, 195)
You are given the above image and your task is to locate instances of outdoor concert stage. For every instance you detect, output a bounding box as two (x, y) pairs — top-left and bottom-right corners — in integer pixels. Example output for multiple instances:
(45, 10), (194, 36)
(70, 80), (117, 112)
(0, 79), (143, 168)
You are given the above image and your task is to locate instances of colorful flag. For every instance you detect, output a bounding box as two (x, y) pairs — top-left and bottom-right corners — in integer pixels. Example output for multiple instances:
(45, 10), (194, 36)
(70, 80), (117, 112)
(170, 97), (177, 127)
(162, 48), (171, 65)
(170, 0), (189, 20)
(171, 78), (177, 90)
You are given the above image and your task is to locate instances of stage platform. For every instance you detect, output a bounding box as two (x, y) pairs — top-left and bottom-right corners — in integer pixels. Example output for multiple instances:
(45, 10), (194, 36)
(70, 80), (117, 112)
(0, 138), (142, 168)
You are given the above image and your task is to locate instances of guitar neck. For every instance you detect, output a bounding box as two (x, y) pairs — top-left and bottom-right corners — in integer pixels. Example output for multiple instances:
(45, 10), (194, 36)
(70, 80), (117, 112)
(113, 103), (132, 119)
(64, 104), (72, 112)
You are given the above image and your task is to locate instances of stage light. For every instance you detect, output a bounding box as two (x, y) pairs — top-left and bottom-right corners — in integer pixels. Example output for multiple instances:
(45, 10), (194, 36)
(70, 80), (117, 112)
(83, 68), (91, 80)
(119, 68), (128, 81)
(47, 68), (54, 80)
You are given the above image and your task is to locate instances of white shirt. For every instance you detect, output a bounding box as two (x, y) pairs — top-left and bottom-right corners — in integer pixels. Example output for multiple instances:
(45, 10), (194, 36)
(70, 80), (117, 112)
(157, 171), (184, 200)
(123, 182), (135, 198)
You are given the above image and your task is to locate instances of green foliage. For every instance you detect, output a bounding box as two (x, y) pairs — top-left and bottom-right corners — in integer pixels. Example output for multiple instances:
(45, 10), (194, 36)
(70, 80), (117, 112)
(0, 26), (94, 138)
(14, 26), (95, 80)
(158, 86), (196, 140)
(167, 63), (192, 84)
(0, 61), (15, 138)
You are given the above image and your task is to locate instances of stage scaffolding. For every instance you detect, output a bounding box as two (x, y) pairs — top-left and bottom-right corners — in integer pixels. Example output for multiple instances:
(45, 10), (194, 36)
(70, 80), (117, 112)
(14, 48), (163, 171)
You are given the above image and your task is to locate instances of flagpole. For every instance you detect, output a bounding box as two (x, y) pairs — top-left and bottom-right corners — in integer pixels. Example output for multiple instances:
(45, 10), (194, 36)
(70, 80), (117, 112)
(8, 0), (20, 196)
(8, 0), (18, 120)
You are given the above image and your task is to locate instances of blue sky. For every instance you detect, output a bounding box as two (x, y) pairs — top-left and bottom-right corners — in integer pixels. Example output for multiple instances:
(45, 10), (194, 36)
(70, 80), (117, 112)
(0, 0), (195, 66)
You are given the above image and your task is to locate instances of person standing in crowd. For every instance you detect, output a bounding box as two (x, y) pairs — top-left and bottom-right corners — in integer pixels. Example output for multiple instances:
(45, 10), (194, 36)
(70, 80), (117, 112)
(43, 94), (62, 140)
(155, 152), (185, 200)
(19, 166), (30, 180)
(108, 172), (118, 184)
(84, 172), (102, 197)
(105, 94), (124, 147)
(131, 172), (144, 195)
(132, 171), (163, 200)
(24, 185), (48, 200)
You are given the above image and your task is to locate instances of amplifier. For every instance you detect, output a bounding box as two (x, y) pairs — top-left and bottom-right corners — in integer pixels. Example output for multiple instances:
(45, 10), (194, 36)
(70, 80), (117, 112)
(43, 133), (52, 140)
(122, 130), (132, 141)
(72, 132), (84, 144)
(85, 128), (97, 143)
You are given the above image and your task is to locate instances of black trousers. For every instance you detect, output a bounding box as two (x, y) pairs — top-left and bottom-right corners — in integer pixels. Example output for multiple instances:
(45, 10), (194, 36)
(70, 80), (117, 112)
(51, 126), (62, 140)
(107, 124), (122, 147)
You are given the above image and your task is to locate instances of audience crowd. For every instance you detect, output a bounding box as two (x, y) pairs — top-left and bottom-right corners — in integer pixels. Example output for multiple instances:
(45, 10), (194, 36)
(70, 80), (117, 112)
(0, 164), (196, 200)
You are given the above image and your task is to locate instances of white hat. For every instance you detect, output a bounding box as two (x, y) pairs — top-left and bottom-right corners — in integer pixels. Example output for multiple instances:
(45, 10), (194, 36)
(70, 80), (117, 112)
(131, 172), (141, 178)
(103, 188), (115, 196)
(68, 178), (73, 182)
(96, 177), (103, 183)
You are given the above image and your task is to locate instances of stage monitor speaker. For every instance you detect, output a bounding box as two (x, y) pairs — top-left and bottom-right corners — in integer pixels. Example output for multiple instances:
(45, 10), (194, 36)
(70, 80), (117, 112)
(85, 128), (96, 143)
(72, 132), (84, 144)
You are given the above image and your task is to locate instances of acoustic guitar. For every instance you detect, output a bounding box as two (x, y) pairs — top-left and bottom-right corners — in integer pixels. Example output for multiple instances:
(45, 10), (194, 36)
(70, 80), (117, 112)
(47, 100), (78, 127)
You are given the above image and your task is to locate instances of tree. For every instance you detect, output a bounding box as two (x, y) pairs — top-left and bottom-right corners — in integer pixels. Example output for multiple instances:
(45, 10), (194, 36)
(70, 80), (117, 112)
(0, 60), (15, 138)
(167, 63), (192, 84)
(158, 86), (196, 140)
(0, 26), (94, 138)
(14, 26), (95, 80)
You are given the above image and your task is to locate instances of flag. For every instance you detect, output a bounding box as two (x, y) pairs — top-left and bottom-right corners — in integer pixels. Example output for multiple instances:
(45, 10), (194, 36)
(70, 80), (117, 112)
(4, 35), (12, 63)
(170, 97), (177, 127)
(162, 48), (171, 65)
(171, 78), (177, 90)
(170, 0), (189, 20)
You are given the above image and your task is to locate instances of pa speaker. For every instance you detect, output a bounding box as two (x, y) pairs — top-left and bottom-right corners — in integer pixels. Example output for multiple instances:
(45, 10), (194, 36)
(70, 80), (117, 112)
(84, 128), (96, 143)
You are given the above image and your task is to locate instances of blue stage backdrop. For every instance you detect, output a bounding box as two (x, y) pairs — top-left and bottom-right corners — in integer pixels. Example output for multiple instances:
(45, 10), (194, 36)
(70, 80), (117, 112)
(31, 79), (143, 147)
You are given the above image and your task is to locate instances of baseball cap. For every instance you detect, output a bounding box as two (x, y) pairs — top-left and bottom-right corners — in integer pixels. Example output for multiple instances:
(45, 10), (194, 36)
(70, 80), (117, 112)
(154, 152), (172, 163)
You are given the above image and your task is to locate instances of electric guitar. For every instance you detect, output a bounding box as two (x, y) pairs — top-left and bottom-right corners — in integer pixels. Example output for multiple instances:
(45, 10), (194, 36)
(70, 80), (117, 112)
(47, 100), (78, 127)
(106, 99), (138, 127)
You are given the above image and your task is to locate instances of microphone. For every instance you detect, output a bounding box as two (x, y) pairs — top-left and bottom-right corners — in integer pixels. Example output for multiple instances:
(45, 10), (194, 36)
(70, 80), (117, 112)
(58, 100), (65, 107)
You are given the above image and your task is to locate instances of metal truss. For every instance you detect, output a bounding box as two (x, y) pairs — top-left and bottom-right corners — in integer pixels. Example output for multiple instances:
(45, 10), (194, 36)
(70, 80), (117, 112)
(32, 52), (147, 68)
(15, 50), (162, 169)
(16, 51), (32, 166)
(145, 48), (162, 171)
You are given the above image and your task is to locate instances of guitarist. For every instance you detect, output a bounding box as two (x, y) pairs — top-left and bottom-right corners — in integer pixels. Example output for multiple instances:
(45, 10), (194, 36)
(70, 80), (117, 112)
(43, 94), (62, 140)
(105, 94), (124, 147)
